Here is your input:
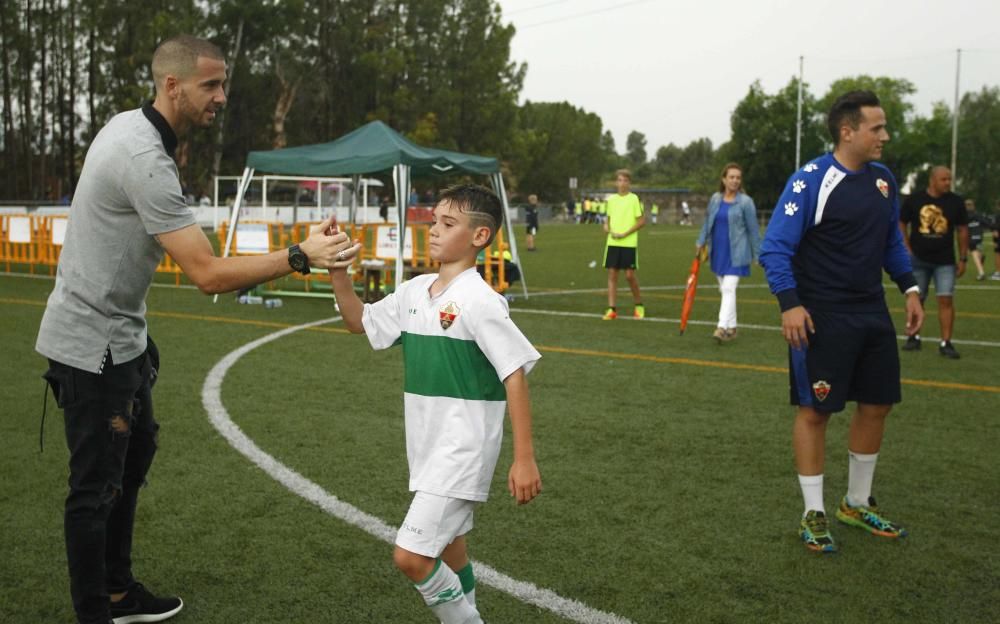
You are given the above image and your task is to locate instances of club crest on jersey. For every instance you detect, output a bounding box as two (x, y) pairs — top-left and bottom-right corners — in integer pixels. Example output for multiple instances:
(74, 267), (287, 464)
(876, 178), (889, 198)
(439, 301), (460, 330)
(812, 380), (831, 402)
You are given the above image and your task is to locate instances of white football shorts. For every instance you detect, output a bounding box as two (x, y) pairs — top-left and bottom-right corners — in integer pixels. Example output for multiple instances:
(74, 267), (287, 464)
(395, 491), (476, 558)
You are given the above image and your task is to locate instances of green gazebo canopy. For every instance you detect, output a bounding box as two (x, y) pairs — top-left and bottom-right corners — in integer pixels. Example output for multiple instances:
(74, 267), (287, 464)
(245, 120), (499, 177)
(227, 119), (526, 297)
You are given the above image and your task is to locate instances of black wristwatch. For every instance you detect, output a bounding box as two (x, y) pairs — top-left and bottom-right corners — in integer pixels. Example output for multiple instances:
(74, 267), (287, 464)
(288, 244), (310, 275)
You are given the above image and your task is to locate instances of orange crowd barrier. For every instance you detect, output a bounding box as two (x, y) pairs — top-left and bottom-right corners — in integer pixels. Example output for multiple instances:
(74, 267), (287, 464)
(4, 216), (507, 294)
(1, 214), (49, 273)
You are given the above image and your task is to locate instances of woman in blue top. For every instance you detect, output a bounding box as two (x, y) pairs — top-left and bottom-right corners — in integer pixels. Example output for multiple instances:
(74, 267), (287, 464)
(696, 162), (761, 342)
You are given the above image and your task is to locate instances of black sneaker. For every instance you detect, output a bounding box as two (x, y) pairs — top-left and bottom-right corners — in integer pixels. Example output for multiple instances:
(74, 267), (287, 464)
(902, 335), (921, 351)
(110, 583), (183, 623)
(939, 341), (961, 359)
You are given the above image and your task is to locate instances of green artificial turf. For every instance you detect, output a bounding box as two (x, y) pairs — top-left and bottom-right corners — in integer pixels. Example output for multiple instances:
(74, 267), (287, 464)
(1, 223), (997, 623)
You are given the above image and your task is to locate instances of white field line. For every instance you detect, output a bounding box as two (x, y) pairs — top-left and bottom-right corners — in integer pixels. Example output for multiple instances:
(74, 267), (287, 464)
(511, 307), (1000, 349)
(201, 316), (636, 624)
(6, 269), (1000, 293)
(525, 281), (1000, 297)
(2, 269), (996, 349)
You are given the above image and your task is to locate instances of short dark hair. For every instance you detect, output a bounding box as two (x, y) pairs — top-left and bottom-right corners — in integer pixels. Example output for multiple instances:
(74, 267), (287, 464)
(437, 183), (504, 247)
(152, 35), (225, 86)
(827, 90), (881, 145)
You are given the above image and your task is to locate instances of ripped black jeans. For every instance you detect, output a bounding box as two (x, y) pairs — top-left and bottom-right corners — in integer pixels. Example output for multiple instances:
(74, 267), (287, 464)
(44, 341), (159, 624)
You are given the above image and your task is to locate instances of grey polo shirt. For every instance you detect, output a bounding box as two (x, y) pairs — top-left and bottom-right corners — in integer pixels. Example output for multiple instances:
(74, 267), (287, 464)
(36, 105), (196, 373)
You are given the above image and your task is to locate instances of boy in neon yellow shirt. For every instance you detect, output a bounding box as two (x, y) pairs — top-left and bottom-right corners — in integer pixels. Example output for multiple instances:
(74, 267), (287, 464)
(603, 169), (646, 319)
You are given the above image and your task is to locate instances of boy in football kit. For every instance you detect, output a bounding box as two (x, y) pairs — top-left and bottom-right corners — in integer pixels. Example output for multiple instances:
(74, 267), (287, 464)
(602, 169), (646, 320)
(329, 184), (542, 623)
(760, 91), (924, 553)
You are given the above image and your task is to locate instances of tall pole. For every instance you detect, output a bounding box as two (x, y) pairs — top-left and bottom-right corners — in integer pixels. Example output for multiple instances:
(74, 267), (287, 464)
(951, 48), (961, 182)
(795, 55), (804, 169)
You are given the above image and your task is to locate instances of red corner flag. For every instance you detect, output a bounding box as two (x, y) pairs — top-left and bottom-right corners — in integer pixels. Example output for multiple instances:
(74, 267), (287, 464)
(679, 247), (707, 335)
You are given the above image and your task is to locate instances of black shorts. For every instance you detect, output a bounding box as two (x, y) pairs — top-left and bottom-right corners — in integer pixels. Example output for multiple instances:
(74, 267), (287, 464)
(604, 245), (638, 270)
(788, 308), (900, 413)
(526, 219), (538, 236)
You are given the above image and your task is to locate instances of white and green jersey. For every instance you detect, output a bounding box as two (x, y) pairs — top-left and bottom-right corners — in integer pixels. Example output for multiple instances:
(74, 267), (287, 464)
(362, 267), (540, 501)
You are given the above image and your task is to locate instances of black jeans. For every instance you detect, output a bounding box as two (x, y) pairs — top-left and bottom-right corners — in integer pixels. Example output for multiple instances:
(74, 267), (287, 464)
(44, 340), (160, 624)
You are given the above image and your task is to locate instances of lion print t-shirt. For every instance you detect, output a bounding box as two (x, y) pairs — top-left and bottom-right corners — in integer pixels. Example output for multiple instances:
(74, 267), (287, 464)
(901, 190), (968, 265)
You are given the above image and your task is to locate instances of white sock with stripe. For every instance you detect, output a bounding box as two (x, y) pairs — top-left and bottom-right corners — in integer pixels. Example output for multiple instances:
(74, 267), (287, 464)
(846, 451), (879, 507)
(414, 560), (482, 624)
(798, 474), (824, 516)
(457, 562), (477, 608)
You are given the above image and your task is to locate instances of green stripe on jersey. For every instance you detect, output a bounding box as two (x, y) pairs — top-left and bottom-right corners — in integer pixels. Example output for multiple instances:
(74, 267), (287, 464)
(401, 332), (506, 401)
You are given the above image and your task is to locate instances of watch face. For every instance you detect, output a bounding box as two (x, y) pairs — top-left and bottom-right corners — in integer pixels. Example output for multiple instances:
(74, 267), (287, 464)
(289, 247), (308, 272)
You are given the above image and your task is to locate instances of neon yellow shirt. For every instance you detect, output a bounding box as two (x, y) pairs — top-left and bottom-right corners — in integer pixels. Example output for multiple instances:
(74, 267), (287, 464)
(606, 192), (643, 248)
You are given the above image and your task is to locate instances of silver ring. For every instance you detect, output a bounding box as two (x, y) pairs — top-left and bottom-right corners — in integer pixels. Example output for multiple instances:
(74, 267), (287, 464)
(337, 250), (347, 260)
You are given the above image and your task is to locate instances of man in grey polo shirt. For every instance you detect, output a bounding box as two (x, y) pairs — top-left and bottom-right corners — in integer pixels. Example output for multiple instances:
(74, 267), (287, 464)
(36, 35), (361, 624)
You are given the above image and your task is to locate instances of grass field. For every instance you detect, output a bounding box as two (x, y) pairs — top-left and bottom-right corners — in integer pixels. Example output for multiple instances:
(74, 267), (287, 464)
(2, 222), (998, 623)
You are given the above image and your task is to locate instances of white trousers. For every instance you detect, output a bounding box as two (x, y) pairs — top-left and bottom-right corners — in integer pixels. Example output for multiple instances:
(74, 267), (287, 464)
(716, 275), (740, 329)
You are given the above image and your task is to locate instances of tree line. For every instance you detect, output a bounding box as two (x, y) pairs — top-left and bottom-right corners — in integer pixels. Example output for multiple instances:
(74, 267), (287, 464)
(1, 0), (544, 201)
(2, 0), (998, 212)
(626, 76), (1000, 214)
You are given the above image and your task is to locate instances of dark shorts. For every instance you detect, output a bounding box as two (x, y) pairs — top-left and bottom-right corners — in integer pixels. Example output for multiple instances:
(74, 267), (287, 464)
(604, 245), (638, 270)
(788, 308), (900, 413)
(526, 219), (538, 236)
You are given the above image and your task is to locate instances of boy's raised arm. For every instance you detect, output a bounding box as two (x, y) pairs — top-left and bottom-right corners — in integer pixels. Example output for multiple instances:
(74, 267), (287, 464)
(504, 368), (541, 505)
(329, 264), (365, 334)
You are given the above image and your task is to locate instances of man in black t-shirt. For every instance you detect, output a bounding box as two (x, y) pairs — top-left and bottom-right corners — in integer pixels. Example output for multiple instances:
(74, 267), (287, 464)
(898, 166), (969, 358)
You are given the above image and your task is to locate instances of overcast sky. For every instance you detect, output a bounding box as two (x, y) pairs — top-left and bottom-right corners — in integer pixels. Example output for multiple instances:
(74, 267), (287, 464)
(499, 0), (1000, 155)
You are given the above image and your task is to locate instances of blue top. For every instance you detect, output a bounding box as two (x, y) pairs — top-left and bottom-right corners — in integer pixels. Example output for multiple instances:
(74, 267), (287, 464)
(697, 191), (761, 269)
(711, 201), (750, 276)
(759, 153), (917, 313)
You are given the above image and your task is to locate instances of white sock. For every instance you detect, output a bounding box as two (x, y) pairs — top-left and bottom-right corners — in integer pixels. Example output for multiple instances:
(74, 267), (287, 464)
(414, 560), (482, 624)
(798, 474), (824, 516)
(847, 451), (879, 507)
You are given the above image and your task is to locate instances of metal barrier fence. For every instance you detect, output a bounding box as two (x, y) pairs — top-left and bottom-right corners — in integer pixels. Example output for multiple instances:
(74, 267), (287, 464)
(2, 215), (511, 295)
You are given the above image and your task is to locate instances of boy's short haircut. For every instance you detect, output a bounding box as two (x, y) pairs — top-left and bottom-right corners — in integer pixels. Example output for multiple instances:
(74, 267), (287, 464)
(616, 169), (632, 181)
(438, 183), (504, 247)
(827, 90), (881, 146)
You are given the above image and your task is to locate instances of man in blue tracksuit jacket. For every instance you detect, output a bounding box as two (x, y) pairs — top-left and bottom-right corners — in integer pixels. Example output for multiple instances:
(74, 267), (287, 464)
(760, 90), (924, 554)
